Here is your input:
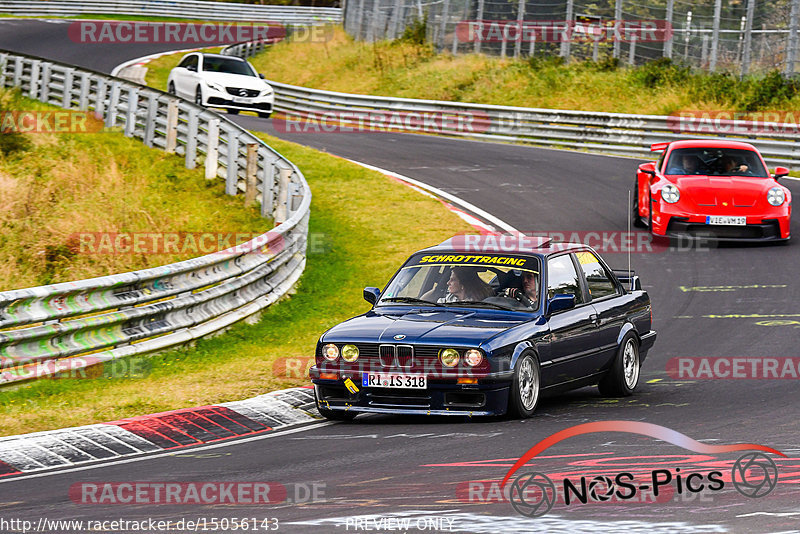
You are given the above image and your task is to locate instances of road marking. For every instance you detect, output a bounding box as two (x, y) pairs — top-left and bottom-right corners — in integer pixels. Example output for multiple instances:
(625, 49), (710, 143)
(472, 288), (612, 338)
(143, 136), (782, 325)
(0, 421), (333, 485)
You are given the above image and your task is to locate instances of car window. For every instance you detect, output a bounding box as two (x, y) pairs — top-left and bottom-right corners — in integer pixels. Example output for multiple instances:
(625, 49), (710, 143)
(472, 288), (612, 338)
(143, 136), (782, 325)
(201, 56), (256, 76)
(664, 147), (768, 177)
(546, 255), (583, 304)
(575, 251), (617, 300)
(377, 254), (541, 310)
(178, 55), (198, 70)
(656, 149), (667, 172)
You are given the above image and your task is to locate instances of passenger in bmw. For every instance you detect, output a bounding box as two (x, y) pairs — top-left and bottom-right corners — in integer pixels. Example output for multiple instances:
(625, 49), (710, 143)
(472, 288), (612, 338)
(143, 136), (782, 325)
(436, 267), (494, 303)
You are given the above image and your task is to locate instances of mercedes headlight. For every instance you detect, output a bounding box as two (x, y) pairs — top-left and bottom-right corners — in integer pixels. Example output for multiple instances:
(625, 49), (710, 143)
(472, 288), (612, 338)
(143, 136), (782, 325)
(205, 80), (225, 92)
(661, 184), (680, 204)
(341, 344), (359, 362)
(439, 348), (460, 367)
(322, 344), (339, 361)
(767, 186), (786, 206)
(261, 84), (274, 96)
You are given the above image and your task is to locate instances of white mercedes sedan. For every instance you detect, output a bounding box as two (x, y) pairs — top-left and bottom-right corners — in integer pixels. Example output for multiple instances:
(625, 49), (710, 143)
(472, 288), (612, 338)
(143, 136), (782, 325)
(167, 53), (274, 118)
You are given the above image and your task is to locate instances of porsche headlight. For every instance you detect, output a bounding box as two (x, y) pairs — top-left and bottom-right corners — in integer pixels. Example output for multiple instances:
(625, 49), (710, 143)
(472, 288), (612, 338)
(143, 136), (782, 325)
(661, 184), (680, 204)
(322, 344), (339, 361)
(341, 344), (359, 362)
(439, 348), (460, 367)
(767, 186), (786, 206)
(464, 349), (483, 367)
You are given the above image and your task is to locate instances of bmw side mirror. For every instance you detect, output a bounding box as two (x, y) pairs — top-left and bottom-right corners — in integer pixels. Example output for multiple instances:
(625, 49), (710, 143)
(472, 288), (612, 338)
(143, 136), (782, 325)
(547, 293), (575, 314)
(363, 287), (380, 305)
(259, 73), (266, 79)
(773, 166), (790, 180)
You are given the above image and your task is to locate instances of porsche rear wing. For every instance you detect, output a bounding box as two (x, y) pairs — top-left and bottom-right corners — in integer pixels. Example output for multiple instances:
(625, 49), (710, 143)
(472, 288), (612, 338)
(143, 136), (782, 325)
(650, 142), (670, 152)
(613, 269), (642, 291)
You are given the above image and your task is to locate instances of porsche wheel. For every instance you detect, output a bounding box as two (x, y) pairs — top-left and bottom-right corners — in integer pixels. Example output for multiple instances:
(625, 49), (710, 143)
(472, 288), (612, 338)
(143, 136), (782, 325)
(508, 352), (540, 418)
(599, 333), (640, 397)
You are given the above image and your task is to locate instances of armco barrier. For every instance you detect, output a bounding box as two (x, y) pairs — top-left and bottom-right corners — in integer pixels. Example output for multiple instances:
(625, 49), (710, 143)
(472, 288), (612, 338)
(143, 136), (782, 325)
(221, 43), (800, 168)
(0, 0), (341, 25)
(0, 50), (310, 386)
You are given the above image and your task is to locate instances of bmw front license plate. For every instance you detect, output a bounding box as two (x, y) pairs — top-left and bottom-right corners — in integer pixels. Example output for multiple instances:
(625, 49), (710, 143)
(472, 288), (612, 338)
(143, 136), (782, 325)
(706, 216), (746, 226)
(362, 373), (426, 389)
(233, 96), (251, 103)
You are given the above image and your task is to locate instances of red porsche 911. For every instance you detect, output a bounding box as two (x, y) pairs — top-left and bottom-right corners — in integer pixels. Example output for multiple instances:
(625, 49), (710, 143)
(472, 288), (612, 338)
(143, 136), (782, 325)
(633, 140), (791, 242)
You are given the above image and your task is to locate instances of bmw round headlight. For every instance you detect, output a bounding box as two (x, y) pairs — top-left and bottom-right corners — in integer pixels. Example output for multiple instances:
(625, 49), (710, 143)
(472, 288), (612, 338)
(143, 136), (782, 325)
(661, 184), (680, 204)
(767, 186), (786, 206)
(322, 344), (339, 361)
(341, 344), (359, 362)
(439, 348), (460, 367)
(464, 349), (483, 367)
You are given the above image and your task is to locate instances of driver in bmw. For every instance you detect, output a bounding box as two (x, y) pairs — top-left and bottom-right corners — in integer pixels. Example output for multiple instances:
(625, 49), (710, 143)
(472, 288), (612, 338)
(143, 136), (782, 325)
(501, 270), (539, 308)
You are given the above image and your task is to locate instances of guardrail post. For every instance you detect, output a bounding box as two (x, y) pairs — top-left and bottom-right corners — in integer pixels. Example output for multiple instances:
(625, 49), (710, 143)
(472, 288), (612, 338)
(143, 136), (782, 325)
(143, 93), (158, 147)
(79, 72), (90, 110)
(275, 167), (292, 223)
(186, 107), (199, 169)
(124, 87), (139, 137)
(39, 63), (51, 103)
(205, 118), (220, 179)
(13, 57), (22, 87)
(226, 133), (240, 195)
(94, 78), (107, 121)
(106, 81), (121, 128)
(62, 68), (74, 108)
(0, 53), (7, 87)
(261, 164), (275, 218)
(245, 143), (259, 207)
(165, 100), (179, 153)
(29, 60), (40, 99)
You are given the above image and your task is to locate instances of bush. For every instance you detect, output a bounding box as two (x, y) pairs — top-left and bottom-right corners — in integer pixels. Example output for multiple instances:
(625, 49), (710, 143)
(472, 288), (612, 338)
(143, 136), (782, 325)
(629, 57), (691, 88)
(399, 16), (427, 45)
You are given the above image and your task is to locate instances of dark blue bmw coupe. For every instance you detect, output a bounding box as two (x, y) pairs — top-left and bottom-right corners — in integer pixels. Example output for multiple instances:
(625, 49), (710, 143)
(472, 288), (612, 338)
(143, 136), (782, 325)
(309, 236), (656, 420)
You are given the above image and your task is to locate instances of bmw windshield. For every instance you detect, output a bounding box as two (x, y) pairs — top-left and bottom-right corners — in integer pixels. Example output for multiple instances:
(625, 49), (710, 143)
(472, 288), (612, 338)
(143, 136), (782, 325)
(377, 253), (542, 311)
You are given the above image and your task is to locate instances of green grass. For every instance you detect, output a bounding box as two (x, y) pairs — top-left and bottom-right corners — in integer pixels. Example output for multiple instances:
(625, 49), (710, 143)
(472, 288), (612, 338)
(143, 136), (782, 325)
(230, 27), (800, 116)
(0, 88), (267, 291)
(0, 132), (472, 436)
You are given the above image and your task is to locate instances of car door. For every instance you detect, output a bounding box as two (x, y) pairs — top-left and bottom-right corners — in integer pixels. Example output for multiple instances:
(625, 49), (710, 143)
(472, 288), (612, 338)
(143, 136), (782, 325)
(541, 253), (598, 387)
(175, 54), (199, 98)
(575, 250), (624, 374)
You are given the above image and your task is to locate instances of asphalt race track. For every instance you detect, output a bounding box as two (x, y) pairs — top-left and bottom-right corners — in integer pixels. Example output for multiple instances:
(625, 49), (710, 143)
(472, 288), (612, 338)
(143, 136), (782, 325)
(2, 19), (800, 534)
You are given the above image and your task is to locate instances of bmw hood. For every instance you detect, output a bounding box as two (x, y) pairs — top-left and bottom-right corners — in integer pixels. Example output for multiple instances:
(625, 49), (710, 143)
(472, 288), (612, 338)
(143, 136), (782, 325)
(321, 309), (527, 347)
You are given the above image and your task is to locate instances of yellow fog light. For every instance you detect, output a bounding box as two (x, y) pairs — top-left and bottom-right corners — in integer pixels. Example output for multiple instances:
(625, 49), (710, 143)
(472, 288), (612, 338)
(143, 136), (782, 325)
(323, 344), (339, 361)
(439, 348), (460, 367)
(342, 344), (360, 362)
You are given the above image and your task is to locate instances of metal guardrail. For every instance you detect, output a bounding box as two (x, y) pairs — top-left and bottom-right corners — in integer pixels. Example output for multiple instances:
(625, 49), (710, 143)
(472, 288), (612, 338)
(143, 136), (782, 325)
(0, 50), (311, 386)
(0, 0), (341, 24)
(221, 40), (800, 168)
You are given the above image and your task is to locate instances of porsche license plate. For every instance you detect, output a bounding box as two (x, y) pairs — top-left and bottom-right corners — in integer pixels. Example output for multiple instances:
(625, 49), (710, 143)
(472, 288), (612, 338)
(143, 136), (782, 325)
(362, 373), (426, 389)
(706, 216), (746, 226)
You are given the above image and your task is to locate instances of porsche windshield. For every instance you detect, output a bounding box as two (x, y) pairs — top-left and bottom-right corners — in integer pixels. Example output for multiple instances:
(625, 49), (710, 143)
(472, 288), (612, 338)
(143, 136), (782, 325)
(378, 254), (542, 311)
(664, 148), (768, 177)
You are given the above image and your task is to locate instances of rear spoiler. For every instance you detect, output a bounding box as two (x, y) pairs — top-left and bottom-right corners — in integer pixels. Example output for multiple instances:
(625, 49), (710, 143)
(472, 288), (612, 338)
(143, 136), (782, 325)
(613, 269), (642, 291)
(650, 142), (670, 152)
